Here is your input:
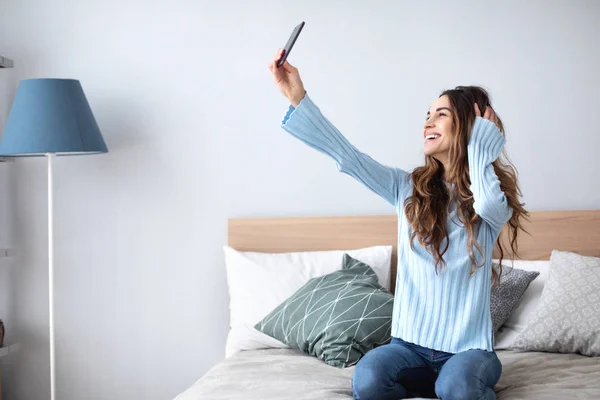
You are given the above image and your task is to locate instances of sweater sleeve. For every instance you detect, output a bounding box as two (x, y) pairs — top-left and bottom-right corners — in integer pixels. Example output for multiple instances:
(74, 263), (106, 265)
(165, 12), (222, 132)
(281, 95), (409, 207)
(467, 117), (513, 233)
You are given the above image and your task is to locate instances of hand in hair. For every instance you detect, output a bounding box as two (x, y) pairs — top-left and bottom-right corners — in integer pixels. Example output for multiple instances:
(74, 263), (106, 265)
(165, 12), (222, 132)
(474, 103), (499, 128)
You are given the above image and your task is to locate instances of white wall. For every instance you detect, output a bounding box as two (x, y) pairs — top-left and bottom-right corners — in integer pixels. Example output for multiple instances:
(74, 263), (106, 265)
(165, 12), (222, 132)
(0, 1), (599, 399)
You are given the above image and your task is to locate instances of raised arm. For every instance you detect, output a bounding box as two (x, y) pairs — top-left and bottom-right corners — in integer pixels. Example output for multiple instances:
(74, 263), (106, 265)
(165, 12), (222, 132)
(269, 48), (410, 207)
(281, 94), (409, 206)
(468, 105), (513, 232)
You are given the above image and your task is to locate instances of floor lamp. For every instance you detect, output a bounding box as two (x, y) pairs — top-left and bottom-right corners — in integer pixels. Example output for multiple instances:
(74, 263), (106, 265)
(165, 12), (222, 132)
(0, 78), (108, 400)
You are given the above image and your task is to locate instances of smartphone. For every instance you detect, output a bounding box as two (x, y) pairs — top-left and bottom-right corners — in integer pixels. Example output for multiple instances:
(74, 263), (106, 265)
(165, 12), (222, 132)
(277, 21), (305, 68)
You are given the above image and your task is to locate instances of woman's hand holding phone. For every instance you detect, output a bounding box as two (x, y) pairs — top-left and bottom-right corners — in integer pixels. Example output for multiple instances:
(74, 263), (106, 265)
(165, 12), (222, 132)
(269, 49), (306, 107)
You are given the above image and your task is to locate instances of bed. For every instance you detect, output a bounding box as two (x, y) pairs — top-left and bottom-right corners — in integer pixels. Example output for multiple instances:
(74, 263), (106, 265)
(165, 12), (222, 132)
(175, 210), (600, 400)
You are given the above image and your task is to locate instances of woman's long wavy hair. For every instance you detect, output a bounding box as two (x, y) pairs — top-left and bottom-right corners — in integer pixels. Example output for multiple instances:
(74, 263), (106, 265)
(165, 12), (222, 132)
(404, 86), (529, 286)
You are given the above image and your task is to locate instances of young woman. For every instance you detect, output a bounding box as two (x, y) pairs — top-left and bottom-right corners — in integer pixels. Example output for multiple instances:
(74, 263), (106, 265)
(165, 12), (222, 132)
(269, 49), (527, 400)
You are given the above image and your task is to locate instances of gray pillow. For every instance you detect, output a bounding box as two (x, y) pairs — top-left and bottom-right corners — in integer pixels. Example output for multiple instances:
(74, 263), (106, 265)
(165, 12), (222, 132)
(255, 254), (393, 368)
(491, 263), (540, 332)
(511, 250), (600, 356)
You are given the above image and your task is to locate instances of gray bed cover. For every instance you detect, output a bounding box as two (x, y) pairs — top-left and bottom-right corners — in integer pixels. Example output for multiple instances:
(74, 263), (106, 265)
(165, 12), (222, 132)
(175, 348), (600, 399)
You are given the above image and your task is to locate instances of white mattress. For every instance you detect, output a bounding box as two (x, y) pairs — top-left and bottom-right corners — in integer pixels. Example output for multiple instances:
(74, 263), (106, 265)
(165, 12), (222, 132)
(174, 348), (600, 399)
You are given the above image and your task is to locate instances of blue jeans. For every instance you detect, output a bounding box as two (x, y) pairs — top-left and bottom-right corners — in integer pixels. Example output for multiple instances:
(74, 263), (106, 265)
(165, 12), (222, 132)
(352, 337), (502, 400)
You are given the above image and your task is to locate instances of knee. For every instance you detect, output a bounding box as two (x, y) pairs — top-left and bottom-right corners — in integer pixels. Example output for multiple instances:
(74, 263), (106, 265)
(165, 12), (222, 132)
(352, 361), (389, 400)
(435, 383), (472, 400)
(435, 379), (494, 400)
(352, 362), (380, 400)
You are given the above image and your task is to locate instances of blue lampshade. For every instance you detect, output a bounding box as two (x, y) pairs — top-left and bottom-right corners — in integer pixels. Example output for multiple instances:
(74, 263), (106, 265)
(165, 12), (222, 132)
(0, 78), (108, 156)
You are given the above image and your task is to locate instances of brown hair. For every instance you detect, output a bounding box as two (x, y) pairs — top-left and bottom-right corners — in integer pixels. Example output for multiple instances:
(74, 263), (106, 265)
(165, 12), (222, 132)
(404, 85), (529, 285)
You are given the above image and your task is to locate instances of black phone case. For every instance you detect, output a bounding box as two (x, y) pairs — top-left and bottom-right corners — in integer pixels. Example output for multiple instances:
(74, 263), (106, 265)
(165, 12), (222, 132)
(278, 22), (305, 67)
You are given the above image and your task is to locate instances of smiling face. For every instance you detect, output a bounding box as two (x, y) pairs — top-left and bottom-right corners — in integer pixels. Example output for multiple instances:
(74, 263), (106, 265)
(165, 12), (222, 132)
(424, 95), (455, 163)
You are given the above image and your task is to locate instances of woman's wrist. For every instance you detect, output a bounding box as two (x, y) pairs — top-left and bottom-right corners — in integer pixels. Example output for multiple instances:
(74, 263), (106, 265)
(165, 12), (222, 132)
(290, 90), (306, 107)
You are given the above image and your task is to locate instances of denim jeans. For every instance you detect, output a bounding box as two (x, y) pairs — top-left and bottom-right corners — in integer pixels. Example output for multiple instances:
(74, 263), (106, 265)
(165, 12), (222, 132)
(352, 337), (502, 400)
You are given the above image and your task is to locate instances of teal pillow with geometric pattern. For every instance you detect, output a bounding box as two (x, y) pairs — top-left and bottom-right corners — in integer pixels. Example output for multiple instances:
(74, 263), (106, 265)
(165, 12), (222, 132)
(254, 253), (394, 368)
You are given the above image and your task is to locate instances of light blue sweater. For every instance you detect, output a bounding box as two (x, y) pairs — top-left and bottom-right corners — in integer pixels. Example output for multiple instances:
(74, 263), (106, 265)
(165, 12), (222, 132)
(281, 95), (513, 354)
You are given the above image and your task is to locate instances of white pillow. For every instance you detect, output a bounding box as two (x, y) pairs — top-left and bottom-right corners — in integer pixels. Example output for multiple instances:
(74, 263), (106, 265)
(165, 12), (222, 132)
(223, 245), (393, 357)
(493, 259), (550, 350)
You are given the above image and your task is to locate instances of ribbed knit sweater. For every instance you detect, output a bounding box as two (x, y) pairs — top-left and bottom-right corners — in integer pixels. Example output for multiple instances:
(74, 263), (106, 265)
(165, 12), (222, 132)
(281, 95), (513, 353)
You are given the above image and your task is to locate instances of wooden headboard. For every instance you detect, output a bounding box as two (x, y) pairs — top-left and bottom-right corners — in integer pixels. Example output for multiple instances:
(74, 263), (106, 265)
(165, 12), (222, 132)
(228, 210), (600, 289)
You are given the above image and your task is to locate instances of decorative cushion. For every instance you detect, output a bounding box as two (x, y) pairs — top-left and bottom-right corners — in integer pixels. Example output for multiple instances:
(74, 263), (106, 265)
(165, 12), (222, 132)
(255, 254), (394, 368)
(511, 250), (600, 356)
(493, 259), (550, 349)
(490, 264), (540, 332)
(223, 245), (392, 356)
